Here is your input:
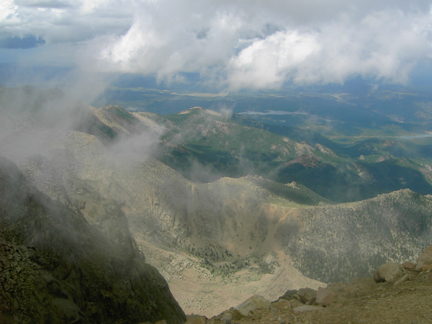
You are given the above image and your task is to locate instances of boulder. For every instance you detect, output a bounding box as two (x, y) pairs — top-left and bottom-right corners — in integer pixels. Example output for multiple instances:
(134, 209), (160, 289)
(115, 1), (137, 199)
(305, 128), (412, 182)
(271, 299), (291, 311)
(297, 288), (317, 305)
(402, 262), (416, 270)
(280, 289), (298, 300)
(421, 264), (432, 271)
(373, 263), (404, 283)
(235, 295), (272, 317)
(214, 308), (244, 322)
(416, 244), (432, 271)
(373, 270), (384, 283)
(316, 287), (336, 306)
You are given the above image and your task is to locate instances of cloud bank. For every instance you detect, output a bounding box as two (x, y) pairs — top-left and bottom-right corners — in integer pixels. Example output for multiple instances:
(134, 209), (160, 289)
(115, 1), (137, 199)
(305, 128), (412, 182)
(1, 0), (432, 90)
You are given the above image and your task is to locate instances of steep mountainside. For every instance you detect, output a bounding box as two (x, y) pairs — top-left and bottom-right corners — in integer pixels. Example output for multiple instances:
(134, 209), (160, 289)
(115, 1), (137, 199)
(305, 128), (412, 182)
(285, 189), (432, 282)
(6, 128), (431, 315)
(142, 107), (432, 202)
(0, 157), (186, 324)
(1, 86), (432, 317)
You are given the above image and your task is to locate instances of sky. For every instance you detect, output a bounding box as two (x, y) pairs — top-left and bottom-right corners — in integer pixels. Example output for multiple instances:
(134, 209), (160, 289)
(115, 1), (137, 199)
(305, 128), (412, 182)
(1, 0), (432, 93)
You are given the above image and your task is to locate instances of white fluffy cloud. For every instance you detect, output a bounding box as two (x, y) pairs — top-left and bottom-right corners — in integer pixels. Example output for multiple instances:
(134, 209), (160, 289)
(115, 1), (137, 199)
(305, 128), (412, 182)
(227, 8), (432, 88)
(228, 30), (321, 89)
(1, 0), (432, 90)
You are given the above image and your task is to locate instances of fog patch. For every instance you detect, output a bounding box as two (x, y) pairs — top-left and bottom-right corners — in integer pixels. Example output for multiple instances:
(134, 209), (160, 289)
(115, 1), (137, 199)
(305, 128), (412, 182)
(107, 131), (160, 166)
(0, 86), (162, 172)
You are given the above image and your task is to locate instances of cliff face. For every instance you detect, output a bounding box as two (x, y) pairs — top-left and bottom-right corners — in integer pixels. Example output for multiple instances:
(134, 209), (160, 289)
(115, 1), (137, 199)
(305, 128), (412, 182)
(0, 157), (186, 324)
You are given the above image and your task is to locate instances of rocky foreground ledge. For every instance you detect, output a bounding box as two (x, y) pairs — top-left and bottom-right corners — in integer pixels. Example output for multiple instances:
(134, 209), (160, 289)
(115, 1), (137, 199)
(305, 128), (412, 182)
(175, 244), (432, 324)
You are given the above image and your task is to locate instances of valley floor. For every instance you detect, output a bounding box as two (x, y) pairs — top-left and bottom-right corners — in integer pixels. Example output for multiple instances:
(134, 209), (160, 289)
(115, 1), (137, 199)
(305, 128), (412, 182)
(136, 238), (322, 317)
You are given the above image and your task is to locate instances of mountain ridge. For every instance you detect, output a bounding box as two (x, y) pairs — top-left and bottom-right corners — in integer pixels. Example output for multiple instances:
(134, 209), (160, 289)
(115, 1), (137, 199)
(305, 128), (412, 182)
(1, 85), (432, 317)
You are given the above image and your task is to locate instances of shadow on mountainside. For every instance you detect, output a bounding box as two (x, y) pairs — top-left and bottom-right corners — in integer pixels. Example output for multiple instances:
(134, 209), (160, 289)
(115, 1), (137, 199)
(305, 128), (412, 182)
(0, 157), (186, 324)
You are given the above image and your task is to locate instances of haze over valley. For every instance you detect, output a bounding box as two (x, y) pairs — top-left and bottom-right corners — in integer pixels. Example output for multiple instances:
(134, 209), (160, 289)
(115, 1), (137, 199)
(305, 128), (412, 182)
(2, 1), (432, 323)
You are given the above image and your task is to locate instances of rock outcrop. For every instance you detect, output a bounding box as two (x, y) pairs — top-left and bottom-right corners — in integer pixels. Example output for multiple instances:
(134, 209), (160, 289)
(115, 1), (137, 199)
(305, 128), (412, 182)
(373, 263), (404, 283)
(235, 295), (273, 317)
(296, 288), (317, 305)
(415, 244), (432, 271)
(0, 157), (186, 324)
(316, 287), (336, 306)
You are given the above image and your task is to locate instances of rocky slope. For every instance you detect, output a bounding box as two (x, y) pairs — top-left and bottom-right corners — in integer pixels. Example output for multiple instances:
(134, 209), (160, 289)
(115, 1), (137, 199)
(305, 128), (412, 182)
(189, 244), (432, 324)
(5, 127), (431, 315)
(285, 189), (432, 283)
(0, 157), (186, 324)
(1, 86), (432, 317)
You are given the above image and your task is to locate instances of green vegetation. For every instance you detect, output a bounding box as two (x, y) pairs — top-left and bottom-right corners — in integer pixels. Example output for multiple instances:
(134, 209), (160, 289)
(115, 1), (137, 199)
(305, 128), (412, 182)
(145, 106), (432, 202)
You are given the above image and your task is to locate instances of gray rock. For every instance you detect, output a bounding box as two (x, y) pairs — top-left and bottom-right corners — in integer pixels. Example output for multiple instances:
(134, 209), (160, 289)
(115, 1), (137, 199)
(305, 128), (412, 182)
(297, 288), (317, 305)
(416, 244), (432, 271)
(215, 308), (244, 321)
(373, 270), (385, 283)
(374, 263), (404, 283)
(316, 287), (336, 306)
(280, 289), (298, 300)
(235, 295), (272, 317)
(220, 312), (232, 322)
(271, 299), (291, 311)
(402, 262), (416, 270)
